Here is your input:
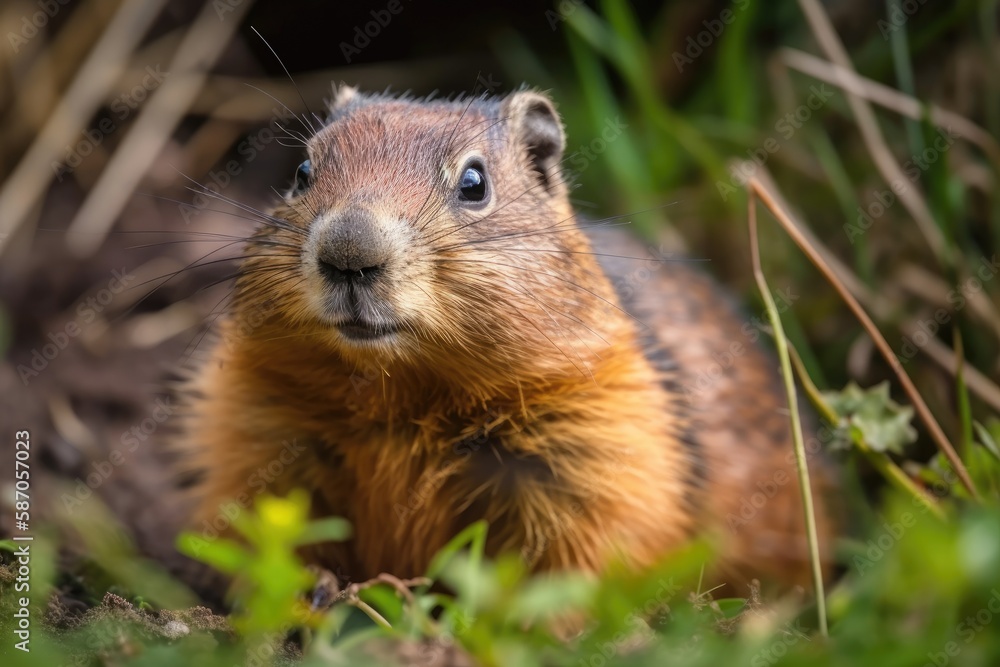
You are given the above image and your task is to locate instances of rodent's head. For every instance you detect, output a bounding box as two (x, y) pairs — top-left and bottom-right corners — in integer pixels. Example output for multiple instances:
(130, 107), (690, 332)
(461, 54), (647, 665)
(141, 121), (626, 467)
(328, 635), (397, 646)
(237, 87), (621, 385)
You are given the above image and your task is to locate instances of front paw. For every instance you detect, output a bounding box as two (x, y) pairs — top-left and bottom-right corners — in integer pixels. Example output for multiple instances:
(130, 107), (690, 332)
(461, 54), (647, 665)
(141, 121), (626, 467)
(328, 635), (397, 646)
(306, 565), (342, 611)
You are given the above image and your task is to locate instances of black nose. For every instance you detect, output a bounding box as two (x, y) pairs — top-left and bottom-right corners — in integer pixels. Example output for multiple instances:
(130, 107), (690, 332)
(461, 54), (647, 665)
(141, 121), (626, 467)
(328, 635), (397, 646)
(316, 211), (389, 285)
(317, 260), (384, 285)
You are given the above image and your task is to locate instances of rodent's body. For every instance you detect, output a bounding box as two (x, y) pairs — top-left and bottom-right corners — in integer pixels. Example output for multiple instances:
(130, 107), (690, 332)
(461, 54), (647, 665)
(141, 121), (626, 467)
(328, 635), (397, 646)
(181, 88), (835, 590)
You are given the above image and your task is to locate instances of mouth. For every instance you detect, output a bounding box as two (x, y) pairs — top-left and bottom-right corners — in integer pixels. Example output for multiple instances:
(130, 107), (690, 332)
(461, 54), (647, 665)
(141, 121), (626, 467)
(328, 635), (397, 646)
(335, 318), (400, 342)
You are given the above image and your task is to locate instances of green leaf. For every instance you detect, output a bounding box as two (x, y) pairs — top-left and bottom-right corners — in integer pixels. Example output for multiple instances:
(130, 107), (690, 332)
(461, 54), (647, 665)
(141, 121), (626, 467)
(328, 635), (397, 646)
(821, 381), (917, 454)
(974, 421), (1000, 461)
(425, 520), (488, 583)
(296, 517), (353, 545)
(358, 584), (405, 627)
(176, 533), (250, 573)
(714, 598), (748, 619)
(508, 573), (595, 619)
(439, 553), (500, 611)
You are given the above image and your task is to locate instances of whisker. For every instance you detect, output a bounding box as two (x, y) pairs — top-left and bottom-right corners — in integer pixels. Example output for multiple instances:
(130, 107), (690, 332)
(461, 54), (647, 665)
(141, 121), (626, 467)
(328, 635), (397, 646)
(178, 271), (307, 361)
(138, 192), (302, 233)
(166, 167), (303, 234)
(242, 81), (315, 141)
(119, 252), (297, 325)
(424, 178), (547, 245)
(197, 264), (302, 295)
(177, 181), (303, 236)
(446, 261), (612, 349)
(435, 216), (644, 253)
(125, 238), (299, 251)
(251, 327), (335, 345)
(503, 279), (601, 381)
(467, 247), (708, 264)
(250, 27), (320, 134)
(178, 287), (237, 362)
(415, 114), (517, 233)
(448, 276), (587, 378)
(436, 200), (678, 250)
(413, 94), (482, 230)
(435, 258), (647, 330)
(275, 124), (309, 146)
(43, 226), (251, 241)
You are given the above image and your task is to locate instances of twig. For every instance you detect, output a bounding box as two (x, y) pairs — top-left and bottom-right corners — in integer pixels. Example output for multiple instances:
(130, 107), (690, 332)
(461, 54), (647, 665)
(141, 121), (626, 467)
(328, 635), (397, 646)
(64, 0), (253, 256)
(747, 185), (828, 637)
(0, 0), (169, 254)
(796, 0), (949, 262)
(747, 163), (1000, 415)
(350, 599), (392, 630)
(336, 574), (432, 632)
(748, 178), (981, 501)
(911, 327), (1000, 414)
(892, 262), (1000, 346)
(5, 0), (112, 145)
(786, 344), (946, 520)
(780, 47), (1000, 169)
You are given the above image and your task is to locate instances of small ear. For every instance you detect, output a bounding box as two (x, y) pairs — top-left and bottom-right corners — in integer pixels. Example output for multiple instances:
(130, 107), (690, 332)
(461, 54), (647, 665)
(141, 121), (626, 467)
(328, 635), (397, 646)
(502, 90), (565, 188)
(328, 83), (359, 113)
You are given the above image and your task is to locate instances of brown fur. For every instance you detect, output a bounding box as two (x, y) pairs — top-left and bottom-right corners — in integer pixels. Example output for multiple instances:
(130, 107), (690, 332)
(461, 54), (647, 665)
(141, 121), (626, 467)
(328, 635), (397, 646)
(179, 88), (836, 590)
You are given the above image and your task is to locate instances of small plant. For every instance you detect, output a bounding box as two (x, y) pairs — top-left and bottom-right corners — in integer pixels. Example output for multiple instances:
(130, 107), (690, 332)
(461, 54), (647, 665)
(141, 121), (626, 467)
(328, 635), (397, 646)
(178, 490), (351, 638)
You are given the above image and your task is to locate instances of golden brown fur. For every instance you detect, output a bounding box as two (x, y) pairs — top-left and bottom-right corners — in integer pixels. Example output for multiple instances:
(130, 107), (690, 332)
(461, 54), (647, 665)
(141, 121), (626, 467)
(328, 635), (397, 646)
(180, 87), (835, 590)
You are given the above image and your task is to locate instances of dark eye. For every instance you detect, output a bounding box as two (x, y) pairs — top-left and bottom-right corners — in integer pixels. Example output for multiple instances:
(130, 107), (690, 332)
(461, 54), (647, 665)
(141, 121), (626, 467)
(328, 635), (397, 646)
(457, 163), (488, 203)
(292, 160), (311, 195)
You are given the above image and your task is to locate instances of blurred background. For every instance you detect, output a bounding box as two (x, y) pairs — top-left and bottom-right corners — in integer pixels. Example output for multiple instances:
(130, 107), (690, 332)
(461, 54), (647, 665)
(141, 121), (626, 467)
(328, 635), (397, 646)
(0, 0), (998, 606)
